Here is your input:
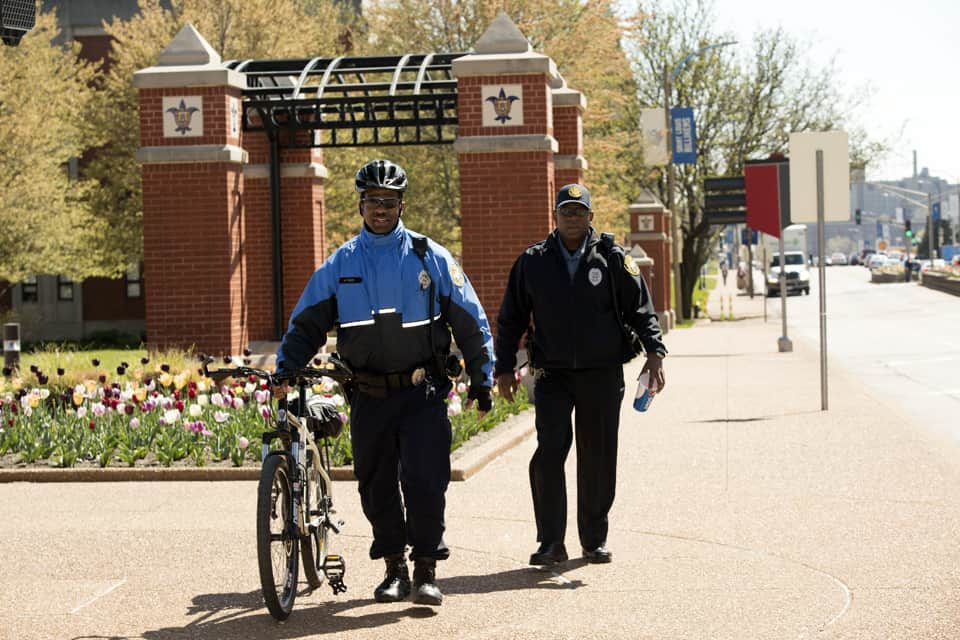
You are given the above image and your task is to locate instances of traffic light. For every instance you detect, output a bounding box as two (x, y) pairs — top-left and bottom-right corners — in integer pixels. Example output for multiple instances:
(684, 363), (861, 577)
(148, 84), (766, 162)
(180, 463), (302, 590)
(855, 208), (861, 225)
(905, 219), (912, 237)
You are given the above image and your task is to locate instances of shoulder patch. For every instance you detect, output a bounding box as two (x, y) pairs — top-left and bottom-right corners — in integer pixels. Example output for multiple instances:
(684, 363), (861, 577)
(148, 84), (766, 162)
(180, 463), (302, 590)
(623, 254), (641, 276)
(448, 261), (465, 287)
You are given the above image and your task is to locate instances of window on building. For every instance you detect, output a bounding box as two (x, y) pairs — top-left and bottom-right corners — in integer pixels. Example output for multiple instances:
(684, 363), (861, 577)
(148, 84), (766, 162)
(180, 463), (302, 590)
(21, 275), (38, 303)
(58, 275), (74, 301)
(125, 264), (142, 299)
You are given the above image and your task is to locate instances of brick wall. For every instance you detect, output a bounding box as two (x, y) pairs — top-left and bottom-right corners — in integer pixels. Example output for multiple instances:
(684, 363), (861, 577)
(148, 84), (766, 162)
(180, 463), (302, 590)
(142, 163), (246, 354)
(459, 152), (555, 323)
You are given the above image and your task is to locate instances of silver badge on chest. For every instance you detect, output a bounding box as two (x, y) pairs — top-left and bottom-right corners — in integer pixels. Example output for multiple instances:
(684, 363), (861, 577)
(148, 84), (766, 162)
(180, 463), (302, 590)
(418, 269), (431, 290)
(588, 267), (603, 286)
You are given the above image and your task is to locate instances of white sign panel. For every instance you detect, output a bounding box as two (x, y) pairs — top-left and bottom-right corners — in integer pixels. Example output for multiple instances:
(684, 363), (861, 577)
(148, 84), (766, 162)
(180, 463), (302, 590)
(636, 214), (655, 231)
(481, 84), (523, 127)
(640, 108), (668, 165)
(163, 96), (204, 138)
(788, 131), (850, 222)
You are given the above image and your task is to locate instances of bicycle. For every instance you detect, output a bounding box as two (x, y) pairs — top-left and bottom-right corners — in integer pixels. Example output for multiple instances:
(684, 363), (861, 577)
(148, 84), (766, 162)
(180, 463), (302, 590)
(205, 355), (354, 620)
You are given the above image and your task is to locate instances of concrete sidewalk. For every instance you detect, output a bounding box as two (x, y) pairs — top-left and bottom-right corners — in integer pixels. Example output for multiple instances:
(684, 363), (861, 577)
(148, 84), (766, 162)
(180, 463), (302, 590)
(2, 317), (960, 638)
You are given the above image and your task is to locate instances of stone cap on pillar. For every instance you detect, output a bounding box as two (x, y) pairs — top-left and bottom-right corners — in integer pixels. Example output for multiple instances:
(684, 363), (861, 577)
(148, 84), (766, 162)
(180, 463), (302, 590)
(452, 12), (561, 86)
(629, 188), (671, 218)
(552, 85), (587, 112)
(133, 23), (245, 89)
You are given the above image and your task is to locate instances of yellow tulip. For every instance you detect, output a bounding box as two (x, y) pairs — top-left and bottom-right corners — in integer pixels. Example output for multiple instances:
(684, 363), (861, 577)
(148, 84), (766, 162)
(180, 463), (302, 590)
(12, 378), (23, 391)
(159, 373), (173, 387)
(73, 392), (84, 406)
(28, 395), (39, 409)
(174, 374), (187, 390)
(84, 380), (97, 393)
(134, 387), (147, 402)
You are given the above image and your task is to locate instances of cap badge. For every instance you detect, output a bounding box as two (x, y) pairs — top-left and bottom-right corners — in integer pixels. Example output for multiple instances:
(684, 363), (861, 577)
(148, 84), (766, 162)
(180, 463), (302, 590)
(568, 185), (582, 198)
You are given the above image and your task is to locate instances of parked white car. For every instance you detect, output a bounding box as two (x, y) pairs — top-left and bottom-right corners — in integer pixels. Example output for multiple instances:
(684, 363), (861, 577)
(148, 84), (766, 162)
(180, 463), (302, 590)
(867, 254), (887, 269)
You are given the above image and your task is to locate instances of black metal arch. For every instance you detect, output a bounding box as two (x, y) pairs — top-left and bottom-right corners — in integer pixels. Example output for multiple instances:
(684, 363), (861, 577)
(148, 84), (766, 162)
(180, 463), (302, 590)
(224, 53), (467, 339)
(225, 53), (465, 148)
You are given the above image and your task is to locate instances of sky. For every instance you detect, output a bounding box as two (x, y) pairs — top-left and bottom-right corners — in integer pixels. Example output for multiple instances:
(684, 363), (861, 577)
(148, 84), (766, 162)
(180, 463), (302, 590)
(708, 0), (960, 183)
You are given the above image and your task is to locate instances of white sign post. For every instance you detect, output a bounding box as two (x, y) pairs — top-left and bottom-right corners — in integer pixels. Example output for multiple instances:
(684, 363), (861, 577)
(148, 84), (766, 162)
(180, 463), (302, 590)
(789, 131), (850, 412)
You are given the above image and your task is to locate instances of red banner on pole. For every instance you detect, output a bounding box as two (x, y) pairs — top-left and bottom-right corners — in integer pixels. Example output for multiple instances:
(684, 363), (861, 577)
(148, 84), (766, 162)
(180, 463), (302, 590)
(745, 158), (790, 238)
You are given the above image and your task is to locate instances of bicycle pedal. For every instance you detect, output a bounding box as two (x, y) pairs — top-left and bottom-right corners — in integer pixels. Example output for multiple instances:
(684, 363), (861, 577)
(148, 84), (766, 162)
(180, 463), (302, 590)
(322, 554), (347, 595)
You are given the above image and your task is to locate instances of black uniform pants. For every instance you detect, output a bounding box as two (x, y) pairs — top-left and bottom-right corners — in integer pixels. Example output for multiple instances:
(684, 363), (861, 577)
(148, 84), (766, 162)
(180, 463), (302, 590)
(349, 379), (452, 561)
(530, 366), (625, 550)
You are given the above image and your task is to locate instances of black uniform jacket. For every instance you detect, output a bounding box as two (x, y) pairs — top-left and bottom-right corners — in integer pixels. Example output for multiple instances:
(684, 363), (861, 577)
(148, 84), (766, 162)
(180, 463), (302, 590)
(494, 228), (667, 374)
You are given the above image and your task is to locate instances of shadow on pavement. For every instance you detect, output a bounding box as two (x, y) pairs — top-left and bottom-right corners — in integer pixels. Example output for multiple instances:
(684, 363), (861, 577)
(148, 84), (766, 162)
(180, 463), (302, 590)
(438, 563), (587, 594)
(139, 588), (437, 639)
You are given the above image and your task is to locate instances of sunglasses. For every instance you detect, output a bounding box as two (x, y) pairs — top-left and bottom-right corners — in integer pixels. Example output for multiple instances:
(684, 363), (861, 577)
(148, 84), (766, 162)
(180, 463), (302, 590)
(362, 196), (402, 210)
(557, 205), (590, 217)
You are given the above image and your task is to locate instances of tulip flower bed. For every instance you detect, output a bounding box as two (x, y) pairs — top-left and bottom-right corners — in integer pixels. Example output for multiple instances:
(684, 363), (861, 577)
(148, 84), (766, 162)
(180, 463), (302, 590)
(0, 353), (529, 470)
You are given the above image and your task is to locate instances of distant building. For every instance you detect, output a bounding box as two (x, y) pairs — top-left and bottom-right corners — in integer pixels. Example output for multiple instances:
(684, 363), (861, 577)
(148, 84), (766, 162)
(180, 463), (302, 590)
(0, 1), (154, 344)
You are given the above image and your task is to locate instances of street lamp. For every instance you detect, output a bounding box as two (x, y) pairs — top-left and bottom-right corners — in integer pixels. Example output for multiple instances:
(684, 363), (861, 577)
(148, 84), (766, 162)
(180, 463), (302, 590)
(664, 41), (736, 322)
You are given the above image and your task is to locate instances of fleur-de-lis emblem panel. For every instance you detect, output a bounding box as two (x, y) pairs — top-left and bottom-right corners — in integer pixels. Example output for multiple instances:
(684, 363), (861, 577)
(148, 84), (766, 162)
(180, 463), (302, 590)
(162, 96), (204, 138)
(481, 84), (524, 127)
(486, 88), (520, 123)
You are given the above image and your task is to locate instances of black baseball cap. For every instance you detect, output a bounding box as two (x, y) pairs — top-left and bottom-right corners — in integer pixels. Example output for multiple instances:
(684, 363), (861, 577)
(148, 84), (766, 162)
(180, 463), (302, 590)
(556, 184), (591, 210)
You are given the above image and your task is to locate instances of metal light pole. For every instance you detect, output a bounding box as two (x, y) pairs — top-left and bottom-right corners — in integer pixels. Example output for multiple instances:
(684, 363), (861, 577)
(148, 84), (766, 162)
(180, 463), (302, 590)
(663, 40), (736, 323)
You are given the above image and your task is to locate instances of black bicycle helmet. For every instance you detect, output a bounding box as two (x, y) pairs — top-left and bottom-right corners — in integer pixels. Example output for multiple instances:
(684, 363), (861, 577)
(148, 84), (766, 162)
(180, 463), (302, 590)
(355, 159), (408, 193)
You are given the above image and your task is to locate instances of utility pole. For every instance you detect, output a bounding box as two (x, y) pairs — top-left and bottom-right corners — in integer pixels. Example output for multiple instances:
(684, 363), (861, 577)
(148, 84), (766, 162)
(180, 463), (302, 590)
(663, 40), (737, 323)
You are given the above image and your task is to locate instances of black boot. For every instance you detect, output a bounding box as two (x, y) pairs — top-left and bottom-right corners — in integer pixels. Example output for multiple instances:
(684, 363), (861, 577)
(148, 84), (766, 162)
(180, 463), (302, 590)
(373, 554), (411, 603)
(412, 558), (443, 606)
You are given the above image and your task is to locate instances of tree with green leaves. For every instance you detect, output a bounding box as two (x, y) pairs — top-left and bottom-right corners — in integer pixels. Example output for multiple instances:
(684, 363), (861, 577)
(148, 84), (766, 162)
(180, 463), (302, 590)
(0, 10), (106, 284)
(626, 0), (885, 319)
(81, 0), (355, 275)
(319, 0), (641, 253)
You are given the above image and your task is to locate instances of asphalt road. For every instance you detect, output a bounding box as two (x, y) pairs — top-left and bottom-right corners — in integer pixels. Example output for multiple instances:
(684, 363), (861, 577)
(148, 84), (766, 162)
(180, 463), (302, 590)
(771, 265), (960, 443)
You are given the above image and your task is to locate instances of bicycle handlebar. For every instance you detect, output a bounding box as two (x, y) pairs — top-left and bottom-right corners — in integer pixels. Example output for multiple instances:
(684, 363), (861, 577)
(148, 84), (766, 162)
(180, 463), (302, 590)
(204, 354), (353, 386)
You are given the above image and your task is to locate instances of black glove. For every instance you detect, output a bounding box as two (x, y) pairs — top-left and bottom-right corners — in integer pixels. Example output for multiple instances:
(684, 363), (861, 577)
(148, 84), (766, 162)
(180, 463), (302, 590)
(468, 386), (493, 412)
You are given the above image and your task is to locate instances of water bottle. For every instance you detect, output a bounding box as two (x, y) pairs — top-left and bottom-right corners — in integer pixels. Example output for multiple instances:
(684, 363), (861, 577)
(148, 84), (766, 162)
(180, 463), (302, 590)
(633, 371), (655, 412)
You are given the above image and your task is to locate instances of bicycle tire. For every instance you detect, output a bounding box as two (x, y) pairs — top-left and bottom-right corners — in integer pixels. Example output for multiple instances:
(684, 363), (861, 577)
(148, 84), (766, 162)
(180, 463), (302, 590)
(300, 445), (330, 589)
(257, 454), (299, 620)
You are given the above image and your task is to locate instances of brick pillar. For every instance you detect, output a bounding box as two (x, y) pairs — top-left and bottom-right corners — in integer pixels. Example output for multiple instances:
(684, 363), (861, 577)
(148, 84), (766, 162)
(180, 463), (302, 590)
(242, 127), (327, 345)
(453, 13), (561, 323)
(628, 189), (674, 330)
(134, 25), (248, 355)
(552, 86), (587, 187)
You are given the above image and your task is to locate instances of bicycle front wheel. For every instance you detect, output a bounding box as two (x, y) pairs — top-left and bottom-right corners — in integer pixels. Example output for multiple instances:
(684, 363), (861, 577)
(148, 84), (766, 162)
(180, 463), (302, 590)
(257, 454), (299, 620)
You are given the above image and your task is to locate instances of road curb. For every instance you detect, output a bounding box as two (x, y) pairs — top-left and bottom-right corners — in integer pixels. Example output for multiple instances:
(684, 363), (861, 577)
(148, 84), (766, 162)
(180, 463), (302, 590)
(0, 409), (535, 483)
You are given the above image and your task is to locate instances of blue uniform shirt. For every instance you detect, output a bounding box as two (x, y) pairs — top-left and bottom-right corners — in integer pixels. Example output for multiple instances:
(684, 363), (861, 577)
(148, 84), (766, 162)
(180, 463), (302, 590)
(276, 220), (494, 390)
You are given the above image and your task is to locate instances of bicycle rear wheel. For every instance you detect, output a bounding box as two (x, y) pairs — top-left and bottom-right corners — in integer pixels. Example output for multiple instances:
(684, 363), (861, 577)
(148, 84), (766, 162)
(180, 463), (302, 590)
(300, 446), (330, 589)
(257, 454), (299, 620)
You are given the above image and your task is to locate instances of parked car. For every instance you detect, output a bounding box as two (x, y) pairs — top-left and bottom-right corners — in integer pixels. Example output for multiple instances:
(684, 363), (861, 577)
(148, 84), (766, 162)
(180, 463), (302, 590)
(867, 254), (887, 269)
(859, 249), (876, 266)
(830, 252), (848, 265)
(766, 251), (811, 296)
(849, 254), (861, 266)
(920, 259), (946, 273)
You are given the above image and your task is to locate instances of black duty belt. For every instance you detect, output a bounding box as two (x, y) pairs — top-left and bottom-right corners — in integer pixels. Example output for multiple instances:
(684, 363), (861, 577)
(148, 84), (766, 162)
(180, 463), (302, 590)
(354, 364), (437, 396)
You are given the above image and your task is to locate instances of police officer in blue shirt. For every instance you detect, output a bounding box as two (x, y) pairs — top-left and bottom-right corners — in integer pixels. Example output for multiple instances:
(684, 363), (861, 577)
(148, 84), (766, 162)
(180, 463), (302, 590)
(276, 159), (494, 606)
(495, 183), (666, 567)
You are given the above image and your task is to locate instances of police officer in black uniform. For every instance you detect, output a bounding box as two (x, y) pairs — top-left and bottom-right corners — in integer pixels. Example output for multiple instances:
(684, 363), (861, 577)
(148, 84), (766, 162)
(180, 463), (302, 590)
(276, 160), (494, 605)
(495, 184), (667, 566)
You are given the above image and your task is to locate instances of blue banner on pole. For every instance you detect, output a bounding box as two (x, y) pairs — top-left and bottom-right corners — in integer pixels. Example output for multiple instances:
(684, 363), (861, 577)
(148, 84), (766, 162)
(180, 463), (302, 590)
(932, 202), (941, 221)
(670, 107), (697, 164)
(876, 221), (882, 237)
